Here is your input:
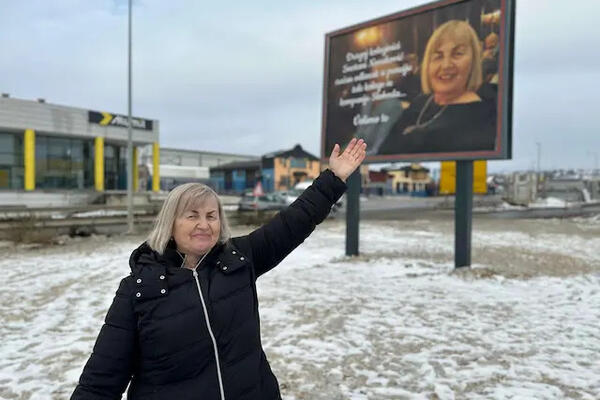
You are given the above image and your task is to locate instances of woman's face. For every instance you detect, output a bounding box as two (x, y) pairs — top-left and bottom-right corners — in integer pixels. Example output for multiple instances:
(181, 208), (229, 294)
(428, 38), (473, 101)
(172, 195), (220, 257)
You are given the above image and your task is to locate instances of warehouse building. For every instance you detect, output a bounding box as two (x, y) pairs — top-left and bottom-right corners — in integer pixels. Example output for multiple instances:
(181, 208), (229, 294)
(209, 160), (262, 194)
(139, 147), (258, 191)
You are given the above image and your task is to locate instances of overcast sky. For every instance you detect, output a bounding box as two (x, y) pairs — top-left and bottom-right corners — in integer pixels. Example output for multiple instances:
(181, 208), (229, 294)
(1, 0), (599, 172)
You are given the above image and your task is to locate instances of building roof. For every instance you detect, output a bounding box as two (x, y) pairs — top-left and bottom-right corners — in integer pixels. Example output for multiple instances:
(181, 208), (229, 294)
(383, 163), (430, 173)
(146, 164), (209, 179)
(209, 159), (261, 172)
(262, 144), (319, 161)
(161, 147), (259, 159)
(369, 170), (392, 182)
(0, 95), (159, 144)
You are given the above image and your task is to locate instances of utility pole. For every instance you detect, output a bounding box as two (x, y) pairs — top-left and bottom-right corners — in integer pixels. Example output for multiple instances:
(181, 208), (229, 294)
(588, 151), (599, 172)
(536, 142), (543, 199)
(536, 142), (541, 173)
(126, 0), (134, 234)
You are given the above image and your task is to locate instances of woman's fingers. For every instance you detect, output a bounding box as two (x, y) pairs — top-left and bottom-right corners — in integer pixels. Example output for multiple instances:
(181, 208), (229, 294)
(343, 138), (358, 157)
(337, 138), (366, 164)
(330, 143), (341, 159)
(351, 142), (366, 164)
(356, 142), (367, 159)
(349, 138), (364, 158)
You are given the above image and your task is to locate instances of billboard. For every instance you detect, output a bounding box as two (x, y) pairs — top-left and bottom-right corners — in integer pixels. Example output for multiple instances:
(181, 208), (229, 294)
(321, 0), (515, 162)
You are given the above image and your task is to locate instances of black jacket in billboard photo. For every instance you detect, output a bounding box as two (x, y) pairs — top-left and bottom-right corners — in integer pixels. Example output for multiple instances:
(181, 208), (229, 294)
(71, 169), (347, 400)
(378, 91), (497, 155)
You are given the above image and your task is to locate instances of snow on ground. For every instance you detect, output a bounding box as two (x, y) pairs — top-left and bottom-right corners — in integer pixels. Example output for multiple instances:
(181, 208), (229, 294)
(0, 217), (599, 399)
(529, 198), (568, 208)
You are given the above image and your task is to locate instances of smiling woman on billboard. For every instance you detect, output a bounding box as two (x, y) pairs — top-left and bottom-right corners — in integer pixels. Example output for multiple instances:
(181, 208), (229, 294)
(379, 20), (497, 155)
(322, 0), (514, 162)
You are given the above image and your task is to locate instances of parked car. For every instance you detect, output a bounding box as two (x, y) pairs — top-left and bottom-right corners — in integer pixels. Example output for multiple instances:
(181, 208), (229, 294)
(238, 191), (287, 211)
(287, 180), (344, 216)
(276, 189), (304, 205)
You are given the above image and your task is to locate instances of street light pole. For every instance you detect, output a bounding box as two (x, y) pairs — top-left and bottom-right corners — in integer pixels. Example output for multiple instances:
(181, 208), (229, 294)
(536, 142), (543, 199)
(126, 0), (134, 233)
(588, 151), (599, 172)
(536, 142), (541, 173)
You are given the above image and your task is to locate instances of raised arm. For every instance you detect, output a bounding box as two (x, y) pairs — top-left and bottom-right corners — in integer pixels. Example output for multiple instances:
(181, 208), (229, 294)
(71, 277), (137, 400)
(246, 138), (366, 279)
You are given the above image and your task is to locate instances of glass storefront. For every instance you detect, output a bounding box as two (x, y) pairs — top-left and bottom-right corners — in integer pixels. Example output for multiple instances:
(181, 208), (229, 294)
(1, 130), (135, 191)
(104, 143), (127, 190)
(0, 131), (24, 189)
(36, 135), (94, 189)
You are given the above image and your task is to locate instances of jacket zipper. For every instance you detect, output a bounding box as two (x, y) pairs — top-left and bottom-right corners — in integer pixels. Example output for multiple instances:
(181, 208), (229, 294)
(188, 256), (226, 400)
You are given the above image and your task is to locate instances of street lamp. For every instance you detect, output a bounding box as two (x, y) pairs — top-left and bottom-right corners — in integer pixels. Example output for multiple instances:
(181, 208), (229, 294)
(127, 0), (134, 233)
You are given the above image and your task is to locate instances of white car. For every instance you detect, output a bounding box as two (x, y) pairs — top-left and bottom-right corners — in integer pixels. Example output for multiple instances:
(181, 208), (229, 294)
(293, 180), (313, 191)
(276, 189), (303, 205)
(288, 180), (344, 216)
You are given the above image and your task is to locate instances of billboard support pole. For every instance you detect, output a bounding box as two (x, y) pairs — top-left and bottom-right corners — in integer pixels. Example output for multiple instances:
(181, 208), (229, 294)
(345, 169), (360, 256)
(455, 160), (473, 268)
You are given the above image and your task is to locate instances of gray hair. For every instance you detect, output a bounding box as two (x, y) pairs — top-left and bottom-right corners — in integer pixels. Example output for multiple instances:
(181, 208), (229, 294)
(147, 183), (231, 254)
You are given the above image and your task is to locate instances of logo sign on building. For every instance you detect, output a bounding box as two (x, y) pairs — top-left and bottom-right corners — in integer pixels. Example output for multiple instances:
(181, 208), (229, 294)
(321, 0), (515, 162)
(88, 111), (153, 131)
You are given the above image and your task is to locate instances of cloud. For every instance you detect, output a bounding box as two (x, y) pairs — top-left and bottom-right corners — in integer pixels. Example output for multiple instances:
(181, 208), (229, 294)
(0, 0), (598, 170)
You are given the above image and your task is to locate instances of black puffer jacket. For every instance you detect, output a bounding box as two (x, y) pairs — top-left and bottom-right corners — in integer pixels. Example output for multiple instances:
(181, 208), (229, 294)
(71, 169), (346, 400)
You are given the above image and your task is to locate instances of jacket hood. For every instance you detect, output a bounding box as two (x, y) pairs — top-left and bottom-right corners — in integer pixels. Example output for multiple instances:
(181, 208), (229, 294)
(128, 242), (167, 275)
(128, 240), (226, 275)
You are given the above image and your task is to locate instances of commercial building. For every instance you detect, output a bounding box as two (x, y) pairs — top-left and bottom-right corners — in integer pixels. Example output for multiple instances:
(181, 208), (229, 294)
(140, 147), (258, 191)
(364, 170), (393, 196)
(209, 160), (262, 194)
(383, 164), (432, 195)
(0, 95), (160, 193)
(210, 144), (321, 195)
(261, 145), (320, 192)
(439, 161), (488, 195)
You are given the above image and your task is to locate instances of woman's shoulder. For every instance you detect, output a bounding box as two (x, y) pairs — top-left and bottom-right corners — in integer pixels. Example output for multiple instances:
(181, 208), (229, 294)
(406, 93), (429, 109)
(115, 274), (136, 297)
(446, 97), (496, 119)
(227, 237), (253, 260)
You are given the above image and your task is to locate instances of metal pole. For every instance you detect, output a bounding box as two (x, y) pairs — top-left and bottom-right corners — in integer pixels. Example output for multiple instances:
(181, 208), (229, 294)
(345, 169), (360, 256)
(127, 0), (134, 233)
(588, 151), (599, 171)
(455, 160), (473, 268)
(536, 142), (541, 196)
(536, 142), (541, 173)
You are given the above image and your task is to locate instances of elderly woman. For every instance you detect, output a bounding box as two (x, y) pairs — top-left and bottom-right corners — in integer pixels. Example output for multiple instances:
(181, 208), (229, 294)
(71, 139), (366, 400)
(379, 20), (497, 155)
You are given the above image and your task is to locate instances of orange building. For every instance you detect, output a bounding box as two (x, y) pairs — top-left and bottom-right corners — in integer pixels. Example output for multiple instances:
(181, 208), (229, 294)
(261, 145), (320, 192)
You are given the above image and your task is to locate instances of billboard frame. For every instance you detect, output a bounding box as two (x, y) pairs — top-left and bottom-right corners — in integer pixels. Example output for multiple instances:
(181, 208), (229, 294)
(320, 0), (515, 163)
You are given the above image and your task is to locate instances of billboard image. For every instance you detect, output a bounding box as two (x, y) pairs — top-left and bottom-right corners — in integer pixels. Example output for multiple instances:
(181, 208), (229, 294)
(322, 0), (514, 162)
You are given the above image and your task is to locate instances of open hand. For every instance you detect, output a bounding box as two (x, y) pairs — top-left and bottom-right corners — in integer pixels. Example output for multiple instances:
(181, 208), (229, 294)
(329, 138), (367, 182)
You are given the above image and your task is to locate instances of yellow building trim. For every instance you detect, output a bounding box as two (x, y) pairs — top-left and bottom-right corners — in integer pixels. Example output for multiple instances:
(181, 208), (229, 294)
(133, 147), (139, 191)
(24, 129), (35, 191)
(473, 161), (488, 194)
(439, 161), (487, 194)
(94, 137), (104, 191)
(152, 142), (160, 192)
